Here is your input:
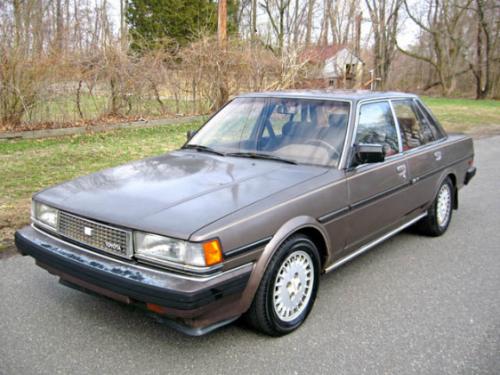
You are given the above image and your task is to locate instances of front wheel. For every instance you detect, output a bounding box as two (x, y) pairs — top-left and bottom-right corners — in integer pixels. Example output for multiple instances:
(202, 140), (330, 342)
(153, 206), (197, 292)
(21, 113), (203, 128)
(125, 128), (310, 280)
(417, 177), (454, 236)
(245, 234), (320, 336)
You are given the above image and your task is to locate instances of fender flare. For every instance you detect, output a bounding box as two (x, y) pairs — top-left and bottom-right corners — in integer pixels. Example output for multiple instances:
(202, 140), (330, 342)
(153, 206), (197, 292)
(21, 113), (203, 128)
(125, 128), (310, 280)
(238, 215), (332, 312)
(429, 170), (458, 210)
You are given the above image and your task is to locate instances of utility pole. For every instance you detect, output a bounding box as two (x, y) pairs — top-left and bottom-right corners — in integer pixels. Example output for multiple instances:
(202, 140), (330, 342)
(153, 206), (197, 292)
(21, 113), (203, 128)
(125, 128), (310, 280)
(216, 0), (228, 110)
(218, 0), (227, 48)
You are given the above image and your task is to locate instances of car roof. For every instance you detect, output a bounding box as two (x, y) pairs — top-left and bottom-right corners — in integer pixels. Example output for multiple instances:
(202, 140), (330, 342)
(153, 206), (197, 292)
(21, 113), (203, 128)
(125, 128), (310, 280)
(236, 89), (418, 102)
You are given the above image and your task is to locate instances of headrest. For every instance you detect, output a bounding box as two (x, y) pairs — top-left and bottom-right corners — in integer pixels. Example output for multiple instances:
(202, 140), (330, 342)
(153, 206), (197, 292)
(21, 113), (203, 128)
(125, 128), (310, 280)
(328, 113), (348, 129)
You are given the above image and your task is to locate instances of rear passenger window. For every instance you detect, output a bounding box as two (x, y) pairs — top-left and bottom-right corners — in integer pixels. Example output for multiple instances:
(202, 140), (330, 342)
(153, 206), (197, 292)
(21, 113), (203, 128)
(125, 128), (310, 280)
(415, 100), (446, 140)
(392, 100), (435, 150)
(356, 101), (399, 156)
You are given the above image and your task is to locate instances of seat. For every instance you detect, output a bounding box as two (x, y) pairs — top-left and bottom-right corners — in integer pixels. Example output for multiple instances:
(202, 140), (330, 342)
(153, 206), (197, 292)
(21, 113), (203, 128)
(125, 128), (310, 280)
(328, 113), (348, 130)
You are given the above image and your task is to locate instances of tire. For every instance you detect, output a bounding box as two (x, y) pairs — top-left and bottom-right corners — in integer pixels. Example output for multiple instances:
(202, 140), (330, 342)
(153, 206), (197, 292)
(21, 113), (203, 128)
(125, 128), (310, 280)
(417, 177), (454, 236)
(245, 234), (320, 336)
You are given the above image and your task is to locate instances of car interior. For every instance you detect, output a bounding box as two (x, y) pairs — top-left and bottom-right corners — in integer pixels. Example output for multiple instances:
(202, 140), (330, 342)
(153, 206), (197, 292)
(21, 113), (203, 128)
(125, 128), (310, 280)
(257, 100), (350, 166)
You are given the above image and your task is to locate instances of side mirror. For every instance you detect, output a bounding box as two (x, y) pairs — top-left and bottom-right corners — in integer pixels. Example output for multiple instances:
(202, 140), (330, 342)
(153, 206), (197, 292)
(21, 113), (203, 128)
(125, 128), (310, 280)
(354, 143), (385, 165)
(186, 130), (197, 141)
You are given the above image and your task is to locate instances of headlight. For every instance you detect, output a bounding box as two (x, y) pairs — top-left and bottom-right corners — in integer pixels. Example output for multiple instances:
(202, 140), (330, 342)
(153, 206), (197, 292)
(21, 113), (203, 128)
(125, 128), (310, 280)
(32, 201), (59, 230)
(134, 232), (223, 269)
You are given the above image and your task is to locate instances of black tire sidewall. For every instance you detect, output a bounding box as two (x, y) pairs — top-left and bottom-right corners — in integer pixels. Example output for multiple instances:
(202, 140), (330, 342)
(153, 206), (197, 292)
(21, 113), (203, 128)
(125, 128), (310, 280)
(264, 236), (320, 334)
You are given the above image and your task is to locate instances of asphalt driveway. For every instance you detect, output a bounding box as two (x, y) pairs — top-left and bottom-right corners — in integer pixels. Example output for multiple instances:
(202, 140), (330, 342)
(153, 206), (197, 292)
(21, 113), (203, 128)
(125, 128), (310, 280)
(1, 136), (499, 375)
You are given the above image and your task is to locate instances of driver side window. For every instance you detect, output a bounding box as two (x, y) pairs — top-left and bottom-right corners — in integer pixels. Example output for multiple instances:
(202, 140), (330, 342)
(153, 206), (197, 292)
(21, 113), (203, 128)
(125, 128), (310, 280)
(355, 101), (400, 156)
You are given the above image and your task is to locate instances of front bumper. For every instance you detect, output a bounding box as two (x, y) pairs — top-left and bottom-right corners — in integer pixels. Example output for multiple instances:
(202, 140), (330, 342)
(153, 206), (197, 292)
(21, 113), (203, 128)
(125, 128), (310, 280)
(15, 226), (252, 331)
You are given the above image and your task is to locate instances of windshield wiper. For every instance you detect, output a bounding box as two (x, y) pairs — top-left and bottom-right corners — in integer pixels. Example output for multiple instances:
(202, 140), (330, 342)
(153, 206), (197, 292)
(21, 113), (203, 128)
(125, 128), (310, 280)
(182, 144), (225, 156)
(226, 152), (297, 165)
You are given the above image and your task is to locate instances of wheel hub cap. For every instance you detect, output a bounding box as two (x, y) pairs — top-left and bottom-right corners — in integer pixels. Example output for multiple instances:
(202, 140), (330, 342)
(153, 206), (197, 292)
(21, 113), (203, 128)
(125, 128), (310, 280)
(273, 250), (314, 322)
(437, 184), (451, 227)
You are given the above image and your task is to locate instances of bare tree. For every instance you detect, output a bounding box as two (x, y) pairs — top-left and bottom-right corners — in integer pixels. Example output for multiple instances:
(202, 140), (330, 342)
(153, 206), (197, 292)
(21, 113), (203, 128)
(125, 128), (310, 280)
(398, 0), (473, 95)
(365, 0), (402, 89)
(260, 0), (292, 53)
(318, 0), (330, 46)
(329, 0), (358, 45)
(252, 0), (257, 37)
(304, 0), (315, 47)
(467, 0), (499, 98)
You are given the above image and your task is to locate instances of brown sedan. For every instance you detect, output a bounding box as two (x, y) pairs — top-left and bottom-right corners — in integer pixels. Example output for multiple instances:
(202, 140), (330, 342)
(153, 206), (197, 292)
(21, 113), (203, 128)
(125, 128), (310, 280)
(15, 90), (476, 336)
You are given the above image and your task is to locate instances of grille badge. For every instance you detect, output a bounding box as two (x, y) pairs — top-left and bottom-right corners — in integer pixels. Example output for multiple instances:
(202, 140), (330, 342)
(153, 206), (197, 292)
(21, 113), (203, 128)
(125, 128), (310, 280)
(105, 241), (122, 251)
(84, 227), (93, 236)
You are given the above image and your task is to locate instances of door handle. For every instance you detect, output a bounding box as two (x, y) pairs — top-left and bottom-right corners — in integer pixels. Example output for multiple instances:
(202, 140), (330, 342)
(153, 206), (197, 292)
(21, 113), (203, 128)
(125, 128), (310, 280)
(396, 164), (407, 178)
(434, 151), (442, 161)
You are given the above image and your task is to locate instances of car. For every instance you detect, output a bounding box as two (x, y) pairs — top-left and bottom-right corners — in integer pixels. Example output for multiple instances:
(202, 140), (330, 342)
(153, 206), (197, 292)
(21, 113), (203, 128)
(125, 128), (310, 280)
(15, 90), (476, 336)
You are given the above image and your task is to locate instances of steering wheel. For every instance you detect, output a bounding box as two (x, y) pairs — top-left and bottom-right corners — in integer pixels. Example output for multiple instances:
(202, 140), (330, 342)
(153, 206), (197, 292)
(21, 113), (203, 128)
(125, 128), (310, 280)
(305, 139), (340, 159)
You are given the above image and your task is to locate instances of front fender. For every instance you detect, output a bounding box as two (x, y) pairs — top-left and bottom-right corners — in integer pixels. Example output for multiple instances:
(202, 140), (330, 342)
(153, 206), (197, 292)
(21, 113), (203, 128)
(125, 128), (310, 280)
(238, 215), (331, 313)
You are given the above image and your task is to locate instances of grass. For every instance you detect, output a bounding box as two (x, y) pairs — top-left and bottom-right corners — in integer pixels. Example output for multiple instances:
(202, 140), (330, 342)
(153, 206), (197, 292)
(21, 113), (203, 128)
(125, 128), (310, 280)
(0, 96), (499, 252)
(0, 120), (204, 251)
(421, 96), (500, 132)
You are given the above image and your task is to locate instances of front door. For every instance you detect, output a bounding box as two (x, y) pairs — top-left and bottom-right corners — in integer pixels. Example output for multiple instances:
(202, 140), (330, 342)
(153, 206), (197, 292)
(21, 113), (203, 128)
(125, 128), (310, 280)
(343, 100), (410, 254)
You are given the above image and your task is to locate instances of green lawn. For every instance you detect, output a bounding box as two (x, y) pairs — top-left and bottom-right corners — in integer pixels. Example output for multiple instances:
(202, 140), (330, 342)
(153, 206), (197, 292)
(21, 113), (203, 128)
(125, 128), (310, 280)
(421, 97), (500, 132)
(0, 120), (204, 250)
(0, 96), (499, 251)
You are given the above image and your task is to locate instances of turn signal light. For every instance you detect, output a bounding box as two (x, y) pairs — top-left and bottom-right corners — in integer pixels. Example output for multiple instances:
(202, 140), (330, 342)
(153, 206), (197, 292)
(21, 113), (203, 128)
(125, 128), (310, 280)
(203, 239), (223, 266)
(147, 303), (168, 314)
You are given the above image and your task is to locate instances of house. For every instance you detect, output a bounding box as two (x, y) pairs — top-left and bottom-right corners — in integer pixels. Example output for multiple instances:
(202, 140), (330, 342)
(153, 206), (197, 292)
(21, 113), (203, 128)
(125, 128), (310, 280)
(300, 45), (364, 88)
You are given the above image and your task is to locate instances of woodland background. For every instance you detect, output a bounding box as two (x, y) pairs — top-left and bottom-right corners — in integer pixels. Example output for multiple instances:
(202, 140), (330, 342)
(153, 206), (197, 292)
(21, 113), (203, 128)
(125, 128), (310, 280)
(0, 0), (498, 131)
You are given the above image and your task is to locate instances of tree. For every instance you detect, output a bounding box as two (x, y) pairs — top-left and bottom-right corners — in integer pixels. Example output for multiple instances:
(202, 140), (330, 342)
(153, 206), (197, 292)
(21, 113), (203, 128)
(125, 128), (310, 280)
(365, 0), (402, 89)
(398, 0), (472, 96)
(304, 0), (315, 47)
(260, 0), (292, 54)
(467, 0), (499, 99)
(127, 0), (220, 50)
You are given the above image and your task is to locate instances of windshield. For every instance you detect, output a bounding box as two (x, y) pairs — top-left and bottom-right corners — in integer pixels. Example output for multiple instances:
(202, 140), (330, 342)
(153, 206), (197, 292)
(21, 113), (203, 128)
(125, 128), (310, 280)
(187, 97), (350, 167)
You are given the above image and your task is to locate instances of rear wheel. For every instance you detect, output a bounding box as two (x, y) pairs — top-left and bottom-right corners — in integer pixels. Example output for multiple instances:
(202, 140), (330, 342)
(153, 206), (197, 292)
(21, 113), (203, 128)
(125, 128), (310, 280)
(245, 234), (320, 336)
(417, 177), (454, 236)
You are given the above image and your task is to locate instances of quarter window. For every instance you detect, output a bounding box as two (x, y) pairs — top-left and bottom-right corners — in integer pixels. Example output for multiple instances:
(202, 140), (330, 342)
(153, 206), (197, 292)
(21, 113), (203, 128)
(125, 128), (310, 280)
(355, 101), (399, 156)
(415, 100), (446, 140)
(392, 100), (435, 150)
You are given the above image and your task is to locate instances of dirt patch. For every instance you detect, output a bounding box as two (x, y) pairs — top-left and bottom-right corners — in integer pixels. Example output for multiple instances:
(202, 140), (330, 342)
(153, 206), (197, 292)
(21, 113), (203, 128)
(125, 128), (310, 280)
(0, 242), (18, 259)
(0, 114), (153, 133)
(0, 198), (30, 259)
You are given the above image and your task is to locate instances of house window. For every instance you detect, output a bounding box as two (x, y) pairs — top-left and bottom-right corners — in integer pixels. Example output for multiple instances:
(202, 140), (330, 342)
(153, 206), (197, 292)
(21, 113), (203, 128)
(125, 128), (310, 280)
(345, 64), (356, 78)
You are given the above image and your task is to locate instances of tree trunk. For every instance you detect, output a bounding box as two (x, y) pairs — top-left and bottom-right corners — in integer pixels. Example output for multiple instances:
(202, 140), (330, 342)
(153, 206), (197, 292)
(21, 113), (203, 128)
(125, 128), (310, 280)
(218, 0), (227, 48)
(13, 0), (23, 48)
(305, 0), (315, 47)
(319, 0), (330, 46)
(251, 0), (257, 37)
(55, 0), (64, 52)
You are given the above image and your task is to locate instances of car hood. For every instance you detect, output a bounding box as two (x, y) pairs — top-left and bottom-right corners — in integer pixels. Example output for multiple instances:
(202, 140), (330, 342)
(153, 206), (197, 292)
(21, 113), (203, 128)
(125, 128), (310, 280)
(35, 150), (328, 239)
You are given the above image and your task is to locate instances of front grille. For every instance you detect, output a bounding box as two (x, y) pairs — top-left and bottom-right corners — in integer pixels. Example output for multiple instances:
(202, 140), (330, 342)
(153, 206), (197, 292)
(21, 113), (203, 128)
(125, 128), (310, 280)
(57, 211), (132, 258)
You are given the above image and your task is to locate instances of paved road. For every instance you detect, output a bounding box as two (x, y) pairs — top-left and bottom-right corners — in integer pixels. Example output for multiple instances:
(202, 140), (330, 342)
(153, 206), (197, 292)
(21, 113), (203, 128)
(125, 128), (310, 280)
(1, 136), (499, 375)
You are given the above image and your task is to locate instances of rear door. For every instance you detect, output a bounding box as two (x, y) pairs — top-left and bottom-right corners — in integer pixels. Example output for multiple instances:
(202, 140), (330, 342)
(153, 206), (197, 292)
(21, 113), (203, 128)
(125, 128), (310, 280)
(391, 98), (446, 210)
(343, 100), (410, 254)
